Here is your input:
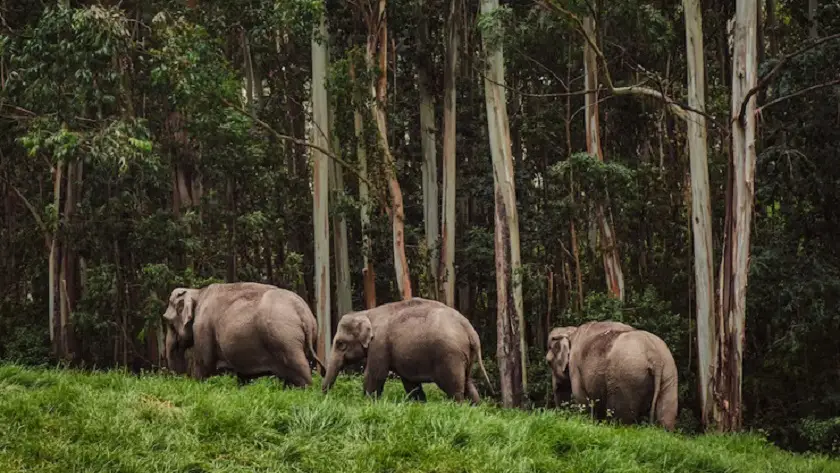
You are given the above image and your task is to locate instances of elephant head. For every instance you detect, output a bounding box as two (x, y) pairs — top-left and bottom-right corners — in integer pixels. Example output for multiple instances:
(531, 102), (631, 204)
(162, 287), (200, 374)
(322, 314), (373, 393)
(546, 326), (577, 380)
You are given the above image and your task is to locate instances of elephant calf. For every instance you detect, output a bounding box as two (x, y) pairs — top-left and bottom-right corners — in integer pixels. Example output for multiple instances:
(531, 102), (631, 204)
(162, 282), (325, 387)
(321, 297), (493, 403)
(546, 320), (678, 431)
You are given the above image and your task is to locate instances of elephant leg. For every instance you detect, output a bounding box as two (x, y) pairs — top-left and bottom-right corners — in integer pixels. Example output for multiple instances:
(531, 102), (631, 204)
(282, 350), (314, 388)
(435, 361), (467, 402)
(401, 379), (427, 402)
(192, 345), (218, 381)
(465, 379), (480, 404)
(606, 394), (638, 425)
(363, 344), (389, 398)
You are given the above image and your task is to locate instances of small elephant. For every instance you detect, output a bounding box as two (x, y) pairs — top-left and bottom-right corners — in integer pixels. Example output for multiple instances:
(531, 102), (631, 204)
(546, 320), (678, 430)
(162, 282), (325, 387)
(321, 297), (493, 403)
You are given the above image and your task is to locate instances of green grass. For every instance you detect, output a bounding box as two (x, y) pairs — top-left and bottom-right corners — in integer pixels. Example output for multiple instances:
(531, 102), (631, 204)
(0, 364), (837, 473)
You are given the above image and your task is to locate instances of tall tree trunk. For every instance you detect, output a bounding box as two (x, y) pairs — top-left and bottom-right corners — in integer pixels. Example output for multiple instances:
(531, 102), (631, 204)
(351, 62), (376, 309)
(367, 0), (412, 300)
(566, 43), (584, 312)
(440, 0), (459, 307)
(329, 100), (353, 318)
(583, 15), (625, 301)
(225, 177), (237, 282)
(808, 0), (818, 39)
(418, 2), (440, 300)
(311, 9), (332, 359)
(48, 162), (63, 355)
(481, 0), (526, 407)
(715, 0), (758, 432)
(684, 0), (716, 430)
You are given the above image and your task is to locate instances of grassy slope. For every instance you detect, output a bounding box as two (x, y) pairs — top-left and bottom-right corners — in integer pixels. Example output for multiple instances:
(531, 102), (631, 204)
(0, 365), (837, 473)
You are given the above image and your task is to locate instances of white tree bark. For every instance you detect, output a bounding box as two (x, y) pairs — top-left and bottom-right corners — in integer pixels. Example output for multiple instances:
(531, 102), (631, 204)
(481, 0), (527, 406)
(311, 9), (331, 359)
(440, 0), (458, 307)
(716, 0), (758, 432)
(583, 15), (625, 302)
(683, 0), (716, 429)
(418, 4), (440, 300)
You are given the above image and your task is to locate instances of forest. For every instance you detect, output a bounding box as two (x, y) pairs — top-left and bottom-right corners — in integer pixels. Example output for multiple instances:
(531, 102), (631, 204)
(1, 0), (839, 457)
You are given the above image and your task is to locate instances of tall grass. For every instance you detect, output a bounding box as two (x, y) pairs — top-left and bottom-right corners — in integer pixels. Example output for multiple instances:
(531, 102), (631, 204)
(0, 364), (837, 472)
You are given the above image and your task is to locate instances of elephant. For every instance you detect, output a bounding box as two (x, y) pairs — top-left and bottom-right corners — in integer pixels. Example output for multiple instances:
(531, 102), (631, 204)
(162, 282), (325, 387)
(321, 297), (493, 403)
(545, 320), (678, 430)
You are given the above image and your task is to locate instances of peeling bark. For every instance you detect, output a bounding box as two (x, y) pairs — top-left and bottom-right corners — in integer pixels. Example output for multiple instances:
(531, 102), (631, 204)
(683, 0), (716, 429)
(481, 0), (527, 407)
(418, 1), (440, 300)
(583, 15), (624, 301)
(311, 10), (332, 359)
(715, 0), (758, 432)
(366, 0), (412, 300)
(440, 0), (459, 307)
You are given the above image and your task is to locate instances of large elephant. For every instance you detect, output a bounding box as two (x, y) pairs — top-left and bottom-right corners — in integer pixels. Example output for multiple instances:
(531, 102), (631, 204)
(321, 297), (493, 403)
(546, 320), (678, 430)
(162, 282), (325, 387)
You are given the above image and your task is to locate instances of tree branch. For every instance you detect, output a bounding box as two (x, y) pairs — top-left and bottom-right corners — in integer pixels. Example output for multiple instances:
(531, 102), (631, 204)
(757, 77), (840, 113)
(223, 98), (389, 209)
(738, 33), (840, 123)
(1, 176), (51, 249)
(539, 0), (726, 132)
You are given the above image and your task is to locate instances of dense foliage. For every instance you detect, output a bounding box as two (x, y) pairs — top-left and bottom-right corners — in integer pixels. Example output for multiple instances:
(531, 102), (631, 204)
(1, 0), (839, 455)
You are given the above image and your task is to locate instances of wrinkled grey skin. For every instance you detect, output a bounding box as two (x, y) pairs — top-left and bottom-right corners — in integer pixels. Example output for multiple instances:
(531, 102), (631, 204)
(162, 282), (325, 387)
(321, 297), (493, 403)
(546, 320), (678, 431)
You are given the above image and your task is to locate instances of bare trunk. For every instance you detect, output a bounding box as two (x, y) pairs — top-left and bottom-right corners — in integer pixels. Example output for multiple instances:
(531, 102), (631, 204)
(684, 0), (716, 429)
(226, 177), (237, 282)
(311, 10), (332, 360)
(583, 15), (624, 301)
(481, 0), (527, 407)
(418, 3), (440, 300)
(439, 0), (459, 307)
(351, 63), (377, 309)
(329, 101), (353, 317)
(48, 162), (63, 354)
(566, 44), (583, 312)
(808, 0), (818, 39)
(59, 161), (79, 362)
(715, 0), (758, 432)
(368, 0), (412, 300)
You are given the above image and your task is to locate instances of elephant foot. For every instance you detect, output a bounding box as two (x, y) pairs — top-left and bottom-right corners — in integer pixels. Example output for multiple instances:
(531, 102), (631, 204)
(401, 380), (427, 402)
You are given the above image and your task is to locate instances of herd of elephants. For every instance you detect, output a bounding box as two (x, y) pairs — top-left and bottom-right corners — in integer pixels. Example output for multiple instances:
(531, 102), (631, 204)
(162, 281), (679, 431)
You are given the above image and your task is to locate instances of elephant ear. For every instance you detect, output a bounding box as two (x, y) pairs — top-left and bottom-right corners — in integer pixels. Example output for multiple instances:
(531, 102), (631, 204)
(168, 287), (197, 337)
(356, 316), (374, 349)
(546, 334), (571, 374)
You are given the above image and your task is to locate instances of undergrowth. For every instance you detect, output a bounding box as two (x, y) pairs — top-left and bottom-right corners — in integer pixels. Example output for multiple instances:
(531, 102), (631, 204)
(0, 364), (837, 472)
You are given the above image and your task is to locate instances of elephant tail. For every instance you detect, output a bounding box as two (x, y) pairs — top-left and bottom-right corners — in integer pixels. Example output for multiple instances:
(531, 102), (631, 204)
(470, 331), (495, 395)
(305, 322), (326, 376)
(649, 365), (662, 423)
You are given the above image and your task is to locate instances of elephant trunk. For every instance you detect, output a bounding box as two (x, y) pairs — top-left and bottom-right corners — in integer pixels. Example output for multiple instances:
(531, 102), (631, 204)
(165, 326), (188, 374)
(322, 352), (343, 393)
